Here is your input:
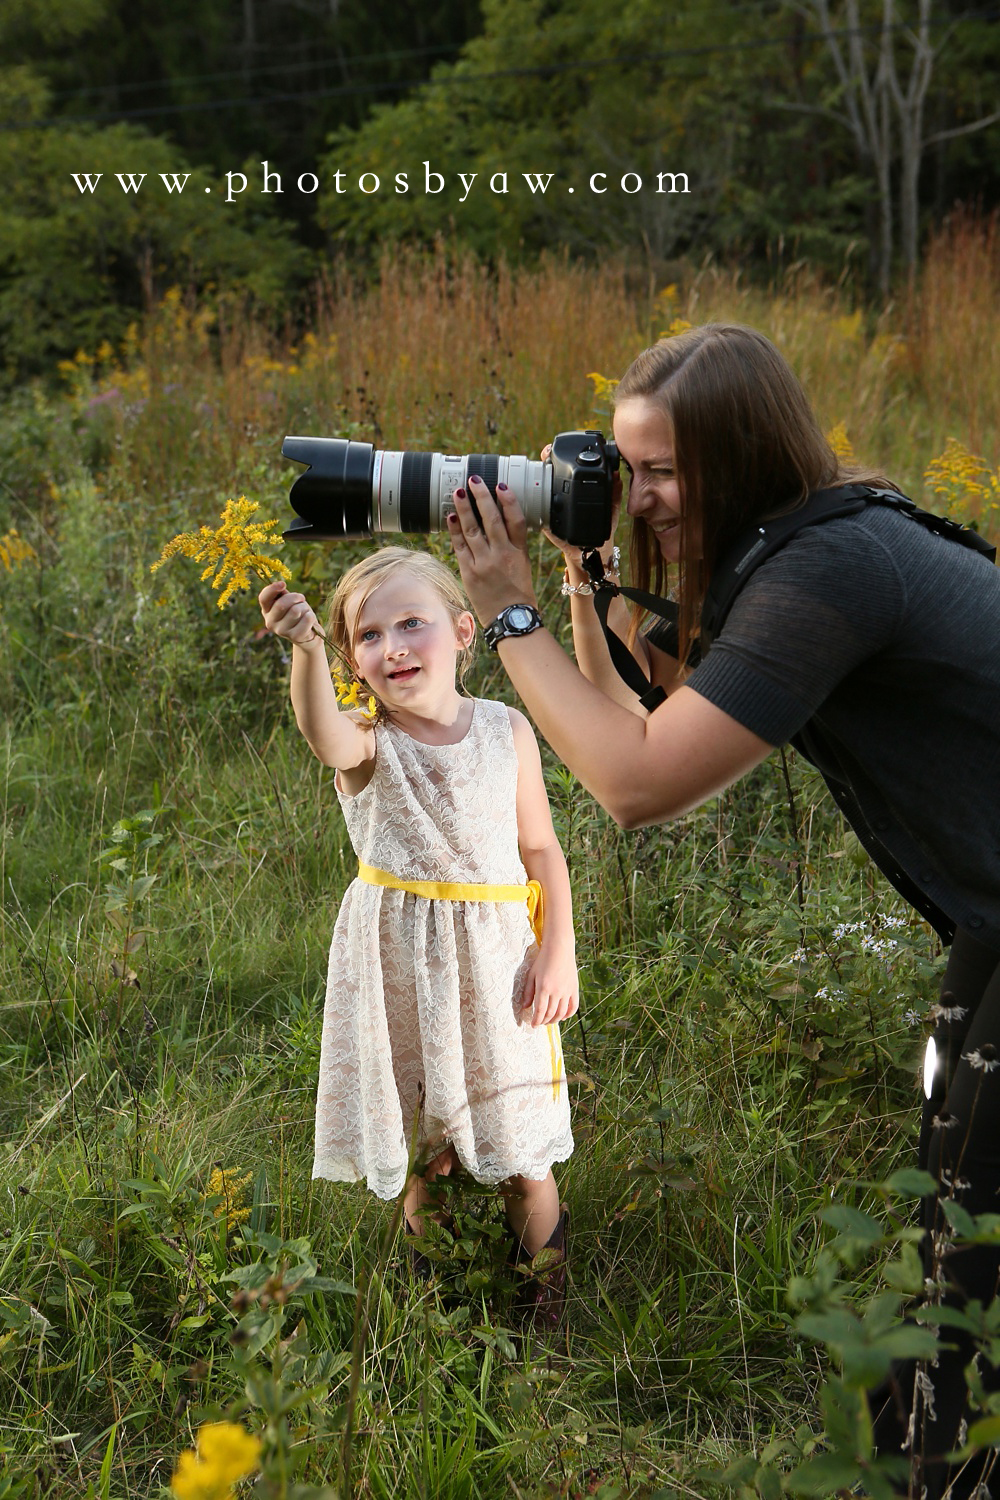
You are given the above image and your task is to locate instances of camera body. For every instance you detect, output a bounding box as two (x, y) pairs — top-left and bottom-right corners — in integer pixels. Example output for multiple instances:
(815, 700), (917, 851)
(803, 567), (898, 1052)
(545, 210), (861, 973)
(280, 430), (619, 550)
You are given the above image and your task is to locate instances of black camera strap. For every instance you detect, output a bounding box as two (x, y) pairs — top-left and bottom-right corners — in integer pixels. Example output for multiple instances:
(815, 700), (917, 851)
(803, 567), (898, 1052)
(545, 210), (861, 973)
(581, 484), (996, 713)
(580, 549), (671, 713)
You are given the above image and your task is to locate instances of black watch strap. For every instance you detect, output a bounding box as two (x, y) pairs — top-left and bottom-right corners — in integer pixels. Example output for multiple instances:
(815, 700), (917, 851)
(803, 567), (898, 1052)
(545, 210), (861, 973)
(484, 604), (544, 652)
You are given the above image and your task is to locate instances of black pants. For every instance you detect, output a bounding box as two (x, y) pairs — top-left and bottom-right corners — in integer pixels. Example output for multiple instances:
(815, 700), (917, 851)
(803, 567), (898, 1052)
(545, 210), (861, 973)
(873, 928), (1000, 1498)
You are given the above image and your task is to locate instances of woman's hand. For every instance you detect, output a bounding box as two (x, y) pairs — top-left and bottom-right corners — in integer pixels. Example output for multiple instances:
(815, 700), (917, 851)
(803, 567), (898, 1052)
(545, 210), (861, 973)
(446, 477), (539, 624)
(258, 579), (323, 648)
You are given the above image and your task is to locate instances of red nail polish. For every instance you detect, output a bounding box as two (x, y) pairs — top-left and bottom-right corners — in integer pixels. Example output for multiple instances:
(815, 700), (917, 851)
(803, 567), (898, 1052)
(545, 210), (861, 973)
(497, 482), (508, 492)
(468, 474), (482, 485)
(454, 487), (466, 499)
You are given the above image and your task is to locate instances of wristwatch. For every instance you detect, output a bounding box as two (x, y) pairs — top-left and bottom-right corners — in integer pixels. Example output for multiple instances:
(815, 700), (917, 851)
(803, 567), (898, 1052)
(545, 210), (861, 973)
(484, 603), (544, 652)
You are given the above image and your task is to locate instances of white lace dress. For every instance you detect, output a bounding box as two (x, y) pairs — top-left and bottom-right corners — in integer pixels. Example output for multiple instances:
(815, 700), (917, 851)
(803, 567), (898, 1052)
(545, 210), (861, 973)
(312, 697), (574, 1200)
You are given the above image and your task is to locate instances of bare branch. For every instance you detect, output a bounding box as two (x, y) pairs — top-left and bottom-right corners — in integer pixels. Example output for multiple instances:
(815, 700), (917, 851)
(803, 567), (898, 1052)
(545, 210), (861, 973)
(924, 109), (1000, 147)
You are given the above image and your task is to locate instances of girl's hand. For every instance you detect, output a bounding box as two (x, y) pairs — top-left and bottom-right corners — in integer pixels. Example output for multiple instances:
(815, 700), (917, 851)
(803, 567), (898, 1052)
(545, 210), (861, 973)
(521, 945), (579, 1028)
(259, 579), (323, 647)
(446, 477), (539, 624)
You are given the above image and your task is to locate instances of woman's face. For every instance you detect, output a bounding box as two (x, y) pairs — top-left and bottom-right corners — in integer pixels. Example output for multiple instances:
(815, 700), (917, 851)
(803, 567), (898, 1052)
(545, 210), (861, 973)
(613, 397), (701, 564)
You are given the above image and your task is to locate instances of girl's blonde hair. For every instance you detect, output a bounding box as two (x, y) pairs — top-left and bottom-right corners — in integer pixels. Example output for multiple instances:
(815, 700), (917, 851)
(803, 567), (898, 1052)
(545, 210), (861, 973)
(325, 547), (476, 706)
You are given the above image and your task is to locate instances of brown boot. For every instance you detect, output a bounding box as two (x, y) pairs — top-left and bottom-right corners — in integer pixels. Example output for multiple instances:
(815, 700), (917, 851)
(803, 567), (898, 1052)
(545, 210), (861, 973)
(511, 1204), (568, 1331)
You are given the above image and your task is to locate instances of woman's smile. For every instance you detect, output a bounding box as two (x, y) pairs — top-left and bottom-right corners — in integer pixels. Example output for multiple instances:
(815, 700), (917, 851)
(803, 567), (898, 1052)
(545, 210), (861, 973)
(612, 397), (701, 562)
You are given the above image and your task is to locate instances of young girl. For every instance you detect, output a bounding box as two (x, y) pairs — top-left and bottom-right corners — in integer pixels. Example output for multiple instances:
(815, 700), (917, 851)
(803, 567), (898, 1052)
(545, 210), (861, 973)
(258, 548), (576, 1313)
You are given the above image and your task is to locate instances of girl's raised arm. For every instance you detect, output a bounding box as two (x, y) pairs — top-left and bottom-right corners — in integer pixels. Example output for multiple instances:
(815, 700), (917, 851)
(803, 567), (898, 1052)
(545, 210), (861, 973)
(259, 580), (375, 772)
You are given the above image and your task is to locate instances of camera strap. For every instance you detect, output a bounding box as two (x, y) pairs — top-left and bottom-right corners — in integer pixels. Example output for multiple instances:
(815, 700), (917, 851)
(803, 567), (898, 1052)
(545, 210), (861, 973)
(580, 549), (671, 713)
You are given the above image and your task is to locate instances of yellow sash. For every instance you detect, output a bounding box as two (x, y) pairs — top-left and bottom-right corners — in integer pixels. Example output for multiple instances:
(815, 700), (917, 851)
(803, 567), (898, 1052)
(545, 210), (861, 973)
(357, 861), (544, 946)
(356, 862), (562, 1100)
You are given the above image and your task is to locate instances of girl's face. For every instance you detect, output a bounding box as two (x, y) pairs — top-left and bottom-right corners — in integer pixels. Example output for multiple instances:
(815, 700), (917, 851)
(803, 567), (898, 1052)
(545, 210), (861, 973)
(613, 397), (701, 564)
(347, 570), (474, 712)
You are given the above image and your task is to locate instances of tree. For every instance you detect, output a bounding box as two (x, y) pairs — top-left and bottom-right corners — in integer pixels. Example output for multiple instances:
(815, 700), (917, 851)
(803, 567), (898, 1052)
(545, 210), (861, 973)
(789, 0), (1000, 294)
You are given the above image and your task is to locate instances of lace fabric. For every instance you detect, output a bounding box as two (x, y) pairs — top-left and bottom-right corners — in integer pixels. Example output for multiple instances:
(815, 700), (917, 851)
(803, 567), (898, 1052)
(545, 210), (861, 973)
(312, 697), (574, 1200)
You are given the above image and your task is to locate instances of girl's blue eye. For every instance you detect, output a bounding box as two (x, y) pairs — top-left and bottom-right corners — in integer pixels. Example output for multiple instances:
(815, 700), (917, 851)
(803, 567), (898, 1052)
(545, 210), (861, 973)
(360, 629), (377, 641)
(403, 617), (422, 628)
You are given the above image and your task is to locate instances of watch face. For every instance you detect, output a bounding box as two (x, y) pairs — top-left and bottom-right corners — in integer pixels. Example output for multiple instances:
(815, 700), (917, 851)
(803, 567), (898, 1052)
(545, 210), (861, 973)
(507, 606), (533, 630)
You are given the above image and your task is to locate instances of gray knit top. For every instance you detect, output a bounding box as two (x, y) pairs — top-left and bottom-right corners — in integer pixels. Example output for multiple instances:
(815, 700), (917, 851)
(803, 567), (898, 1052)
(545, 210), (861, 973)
(682, 504), (1000, 948)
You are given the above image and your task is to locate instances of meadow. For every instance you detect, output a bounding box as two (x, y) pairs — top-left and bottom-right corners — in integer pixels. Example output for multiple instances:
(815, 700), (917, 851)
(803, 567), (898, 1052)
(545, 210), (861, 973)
(1, 212), (999, 1499)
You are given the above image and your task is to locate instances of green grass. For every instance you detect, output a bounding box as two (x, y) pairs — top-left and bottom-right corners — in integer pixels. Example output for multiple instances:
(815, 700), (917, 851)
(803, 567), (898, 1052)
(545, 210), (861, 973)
(1, 225), (995, 1497)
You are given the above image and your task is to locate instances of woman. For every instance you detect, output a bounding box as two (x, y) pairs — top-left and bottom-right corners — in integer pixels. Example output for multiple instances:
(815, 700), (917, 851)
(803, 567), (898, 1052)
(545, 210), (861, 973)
(445, 323), (1000, 1498)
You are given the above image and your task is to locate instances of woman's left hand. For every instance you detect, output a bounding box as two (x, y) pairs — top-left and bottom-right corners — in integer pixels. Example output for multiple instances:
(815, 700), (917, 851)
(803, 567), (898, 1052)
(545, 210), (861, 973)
(446, 477), (539, 624)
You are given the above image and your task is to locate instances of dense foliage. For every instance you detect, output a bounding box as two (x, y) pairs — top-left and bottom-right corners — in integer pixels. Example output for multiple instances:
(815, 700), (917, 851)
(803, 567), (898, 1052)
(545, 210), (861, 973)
(2, 0), (999, 382)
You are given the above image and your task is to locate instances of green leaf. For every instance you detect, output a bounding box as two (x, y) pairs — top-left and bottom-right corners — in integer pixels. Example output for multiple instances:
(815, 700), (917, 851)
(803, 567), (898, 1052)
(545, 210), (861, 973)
(786, 1452), (861, 1495)
(797, 1309), (862, 1346)
(884, 1167), (937, 1198)
(965, 1414), (1000, 1448)
(940, 1198), (977, 1238)
(757, 1464), (783, 1500)
(873, 1326), (939, 1360)
(820, 1205), (883, 1244)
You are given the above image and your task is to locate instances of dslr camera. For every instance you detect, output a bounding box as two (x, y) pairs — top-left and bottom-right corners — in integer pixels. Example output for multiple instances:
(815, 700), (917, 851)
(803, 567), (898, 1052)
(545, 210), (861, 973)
(280, 430), (619, 550)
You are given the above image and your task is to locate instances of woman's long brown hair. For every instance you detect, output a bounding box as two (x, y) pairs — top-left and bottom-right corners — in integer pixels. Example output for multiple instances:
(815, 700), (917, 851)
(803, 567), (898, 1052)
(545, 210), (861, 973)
(615, 324), (892, 667)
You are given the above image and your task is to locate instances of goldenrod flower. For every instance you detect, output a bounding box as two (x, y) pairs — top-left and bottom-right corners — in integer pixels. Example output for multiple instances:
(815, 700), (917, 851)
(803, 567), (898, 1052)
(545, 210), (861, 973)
(827, 422), (856, 464)
(170, 1422), (261, 1500)
(924, 437), (1000, 513)
(204, 1167), (253, 1227)
(0, 530), (38, 573)
(333, 672), (379, 721)
(151, 497), (292, 608)
(586, 371), (619, 403)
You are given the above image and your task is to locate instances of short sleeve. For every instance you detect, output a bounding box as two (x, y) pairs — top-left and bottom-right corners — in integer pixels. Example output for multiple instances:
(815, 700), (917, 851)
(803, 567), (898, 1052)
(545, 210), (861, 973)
(687, 518), (908, 744)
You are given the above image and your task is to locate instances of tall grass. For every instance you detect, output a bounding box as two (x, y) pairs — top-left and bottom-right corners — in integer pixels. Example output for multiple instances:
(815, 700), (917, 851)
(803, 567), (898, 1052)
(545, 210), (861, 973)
(0, 214), (997, 1497)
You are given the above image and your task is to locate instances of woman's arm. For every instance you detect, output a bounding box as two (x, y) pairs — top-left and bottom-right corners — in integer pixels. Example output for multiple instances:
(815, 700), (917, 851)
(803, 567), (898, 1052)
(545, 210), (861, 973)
(561, 552), (683, 712)
(448, 486), (773, 828)
(259, 581), (374, 775)
(509, 708), (578, 1028)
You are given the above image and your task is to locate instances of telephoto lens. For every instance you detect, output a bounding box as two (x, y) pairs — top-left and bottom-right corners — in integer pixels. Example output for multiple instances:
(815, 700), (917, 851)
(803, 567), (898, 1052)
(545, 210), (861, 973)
(281, 431), (618, 550)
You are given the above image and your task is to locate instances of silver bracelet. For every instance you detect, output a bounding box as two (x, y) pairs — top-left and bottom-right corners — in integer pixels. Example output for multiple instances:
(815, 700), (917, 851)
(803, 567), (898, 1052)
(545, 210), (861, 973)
(561, 546), (620, 596)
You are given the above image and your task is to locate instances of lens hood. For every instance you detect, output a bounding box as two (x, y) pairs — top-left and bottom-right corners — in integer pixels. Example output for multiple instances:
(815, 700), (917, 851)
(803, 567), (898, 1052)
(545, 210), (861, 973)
(282, 436), (377, 540)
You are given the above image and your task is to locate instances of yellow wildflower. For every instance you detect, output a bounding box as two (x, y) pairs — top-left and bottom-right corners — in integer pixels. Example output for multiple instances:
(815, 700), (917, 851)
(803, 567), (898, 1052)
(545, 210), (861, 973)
(0, 530), (38, 573)
(170, 1422), (261, 1500)
(660, 317), (692, 338)
(924, 437), (999, 511)
(204, 1167), (253, 1227)
(827, 423), (856, 464)
(333, 673), (379, 720)
(587, 372), (619, 402)
(150, 496), (292, 608)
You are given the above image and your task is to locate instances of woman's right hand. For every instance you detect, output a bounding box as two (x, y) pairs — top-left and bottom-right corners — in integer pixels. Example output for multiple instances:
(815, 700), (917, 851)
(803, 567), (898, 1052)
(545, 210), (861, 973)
(258, 579), (323, 646)
(539, 443), (623, 575)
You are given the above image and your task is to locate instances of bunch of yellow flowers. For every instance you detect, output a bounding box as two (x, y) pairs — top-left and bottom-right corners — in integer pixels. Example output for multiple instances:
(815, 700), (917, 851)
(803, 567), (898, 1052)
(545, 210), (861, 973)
(170, 1422), (261, 1500)
(924, 437), (1000, 516)
(203, 1167), (253, 1227)
(151, 497), (292, 608)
